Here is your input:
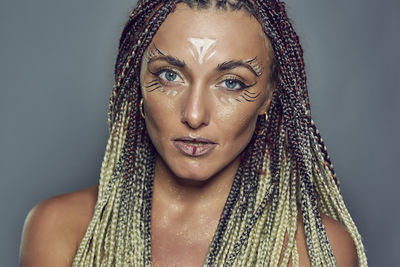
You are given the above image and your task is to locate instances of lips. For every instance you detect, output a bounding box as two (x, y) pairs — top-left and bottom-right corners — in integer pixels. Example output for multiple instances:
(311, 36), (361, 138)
(173, 137), (217, 157)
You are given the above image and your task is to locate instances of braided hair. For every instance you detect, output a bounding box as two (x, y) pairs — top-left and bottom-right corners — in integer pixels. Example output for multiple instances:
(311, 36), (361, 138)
(72, 0), (367, 266)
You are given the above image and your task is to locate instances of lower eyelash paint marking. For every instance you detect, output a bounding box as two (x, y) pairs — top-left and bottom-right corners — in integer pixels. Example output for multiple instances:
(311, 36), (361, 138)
(145, 79), (162, 93)
(148, 86), (161, 92)
(244, 92), (260, 99)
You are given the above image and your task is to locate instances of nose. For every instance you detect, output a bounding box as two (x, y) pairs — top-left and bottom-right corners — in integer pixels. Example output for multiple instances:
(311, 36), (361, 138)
(181, 83), (210, 129)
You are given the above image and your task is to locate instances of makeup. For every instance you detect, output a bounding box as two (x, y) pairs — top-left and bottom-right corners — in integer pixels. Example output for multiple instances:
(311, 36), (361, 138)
(144, 79), (163, 92)
(187, 37), (217, 65)
(219, 97), (227, 104)
(236, 89), (260, 102)
(173, 137), (217, 157)
(145, 75), (182, 96)
(166, 89), (178, 96)
(229, 97), (238, 104)
(144, 44), (167, 63)
(245, 57), (263, 77)
(219, 96), (240, 105)
(217, 58), (263, 77)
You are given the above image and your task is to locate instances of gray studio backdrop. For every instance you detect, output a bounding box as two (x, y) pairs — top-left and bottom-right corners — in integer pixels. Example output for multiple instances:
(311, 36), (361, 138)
(1, 0), (399, 266)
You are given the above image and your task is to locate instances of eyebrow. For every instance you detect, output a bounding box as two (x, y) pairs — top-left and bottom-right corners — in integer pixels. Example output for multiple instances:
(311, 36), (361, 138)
(147, 45), (262, 76)
(148, 55), (186, 68)
(217, 58), (263, 77)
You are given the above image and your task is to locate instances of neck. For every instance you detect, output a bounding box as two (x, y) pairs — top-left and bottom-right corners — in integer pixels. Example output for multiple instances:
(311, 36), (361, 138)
(152, 155), (239, 212)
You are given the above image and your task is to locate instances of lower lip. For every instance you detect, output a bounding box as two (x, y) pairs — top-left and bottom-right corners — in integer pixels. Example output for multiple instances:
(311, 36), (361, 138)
(173, 141), (217, 157)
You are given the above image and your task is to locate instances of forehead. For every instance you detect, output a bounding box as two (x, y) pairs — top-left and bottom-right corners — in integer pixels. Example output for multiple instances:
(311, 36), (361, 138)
(150, 4), (271, 63)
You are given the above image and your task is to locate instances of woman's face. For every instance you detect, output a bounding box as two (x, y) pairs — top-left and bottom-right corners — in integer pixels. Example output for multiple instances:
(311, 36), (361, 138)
(140, 4), (274, 182)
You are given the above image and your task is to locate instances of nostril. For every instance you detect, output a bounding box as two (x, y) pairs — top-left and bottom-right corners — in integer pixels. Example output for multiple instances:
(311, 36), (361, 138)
(181, 108), (209, 129)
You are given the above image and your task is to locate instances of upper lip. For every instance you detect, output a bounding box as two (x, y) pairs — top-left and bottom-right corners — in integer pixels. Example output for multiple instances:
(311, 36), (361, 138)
(173, 136), (216, 144)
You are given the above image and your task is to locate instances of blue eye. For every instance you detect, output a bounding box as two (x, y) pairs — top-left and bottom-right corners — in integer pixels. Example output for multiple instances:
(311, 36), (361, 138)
(224, 79), (239, 89)
(161, 70), (178, 82)
(221, 79), (247, 91)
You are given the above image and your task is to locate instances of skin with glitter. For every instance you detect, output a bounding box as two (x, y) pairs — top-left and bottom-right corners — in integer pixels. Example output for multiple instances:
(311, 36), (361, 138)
(139, 6), (273, 181)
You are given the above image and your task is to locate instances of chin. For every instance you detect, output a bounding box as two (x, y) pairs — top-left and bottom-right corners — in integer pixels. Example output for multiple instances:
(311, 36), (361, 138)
(170, 161), (215, 182)
(167, 154), (240, 185)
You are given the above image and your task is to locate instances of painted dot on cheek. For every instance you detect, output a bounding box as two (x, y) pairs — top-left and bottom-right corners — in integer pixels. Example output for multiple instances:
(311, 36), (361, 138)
(166, 90), (178, 96)
(228, 98), (237, 104)
(219, 97), (238, 105)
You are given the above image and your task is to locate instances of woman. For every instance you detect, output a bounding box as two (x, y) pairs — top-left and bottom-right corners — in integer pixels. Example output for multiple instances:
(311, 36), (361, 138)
(20, 0), (368, 266)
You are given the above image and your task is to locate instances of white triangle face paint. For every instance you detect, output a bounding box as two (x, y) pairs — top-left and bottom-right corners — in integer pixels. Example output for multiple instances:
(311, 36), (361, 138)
(187, 37), (217, 64)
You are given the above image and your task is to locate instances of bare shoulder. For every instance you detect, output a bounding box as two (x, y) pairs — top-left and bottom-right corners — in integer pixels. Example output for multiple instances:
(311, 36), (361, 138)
(320, 214), (358, 266)
(294, 212), (357, 267)
(20, 184), (99, 267)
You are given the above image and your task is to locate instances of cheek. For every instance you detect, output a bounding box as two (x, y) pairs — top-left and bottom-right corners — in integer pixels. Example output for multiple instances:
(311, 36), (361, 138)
(143, 95), (177, 142)
(217, 104), (259, 142)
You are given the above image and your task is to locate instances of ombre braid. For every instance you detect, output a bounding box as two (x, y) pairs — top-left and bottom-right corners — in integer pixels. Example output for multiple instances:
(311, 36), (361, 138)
(73, 0), (367, 266)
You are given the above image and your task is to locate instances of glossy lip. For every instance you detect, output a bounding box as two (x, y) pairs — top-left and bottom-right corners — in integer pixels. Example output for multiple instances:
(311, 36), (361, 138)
(173, 136), (217, 157)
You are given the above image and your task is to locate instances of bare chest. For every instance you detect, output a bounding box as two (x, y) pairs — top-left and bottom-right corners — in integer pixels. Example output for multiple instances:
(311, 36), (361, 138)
(150, 218), (311, 267)
(151, 211), (220, 267)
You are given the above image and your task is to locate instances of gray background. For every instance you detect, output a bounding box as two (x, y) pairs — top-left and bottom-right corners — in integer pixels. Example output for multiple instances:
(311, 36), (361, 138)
(0, 0), (399, 266)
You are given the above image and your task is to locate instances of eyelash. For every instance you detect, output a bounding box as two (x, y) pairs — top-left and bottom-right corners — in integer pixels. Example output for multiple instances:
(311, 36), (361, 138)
(216, 76), (252, 91)
(149, 68), (254, 92)
(149, 68), (183, 86)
